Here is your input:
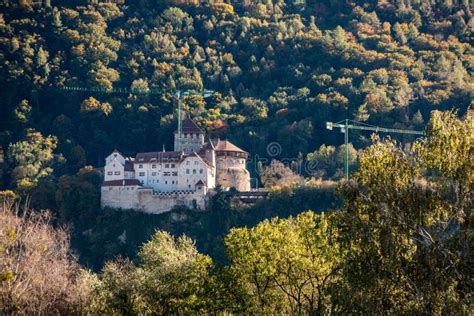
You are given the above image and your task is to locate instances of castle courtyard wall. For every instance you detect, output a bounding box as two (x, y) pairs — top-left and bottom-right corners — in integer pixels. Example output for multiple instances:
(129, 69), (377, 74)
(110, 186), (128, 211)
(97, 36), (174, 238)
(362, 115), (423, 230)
(101, 186), (207, 214)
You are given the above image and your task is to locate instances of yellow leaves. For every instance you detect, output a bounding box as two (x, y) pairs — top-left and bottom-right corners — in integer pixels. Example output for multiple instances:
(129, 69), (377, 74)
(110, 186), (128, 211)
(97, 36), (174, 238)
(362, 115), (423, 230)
(225, 211), (340, 313)
(0, 269), (14, 283)
(212, 3), (234, 15)
(0, 190), (17, 203)
(71, 43), (85, 57)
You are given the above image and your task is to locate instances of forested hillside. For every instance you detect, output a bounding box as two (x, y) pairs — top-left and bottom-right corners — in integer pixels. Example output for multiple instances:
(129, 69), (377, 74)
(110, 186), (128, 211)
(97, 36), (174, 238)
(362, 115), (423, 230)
(0, 0), (472, 199)
(1, 110), (472, 314)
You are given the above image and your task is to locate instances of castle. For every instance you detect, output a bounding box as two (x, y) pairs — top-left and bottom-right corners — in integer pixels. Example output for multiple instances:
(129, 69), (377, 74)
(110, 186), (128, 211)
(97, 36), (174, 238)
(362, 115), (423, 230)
(100, 117), (251, 214)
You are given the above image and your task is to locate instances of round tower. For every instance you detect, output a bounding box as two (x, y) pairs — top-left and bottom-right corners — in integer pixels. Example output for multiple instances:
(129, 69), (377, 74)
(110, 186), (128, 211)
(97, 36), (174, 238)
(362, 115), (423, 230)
(214, 140), (250, 191)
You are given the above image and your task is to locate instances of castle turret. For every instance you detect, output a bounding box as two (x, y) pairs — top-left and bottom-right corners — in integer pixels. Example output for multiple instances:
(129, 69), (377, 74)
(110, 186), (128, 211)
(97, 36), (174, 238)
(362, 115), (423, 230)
(214, 140), (250, 191)
(204, 139), (216, 168)
(174, 117), (205, 153)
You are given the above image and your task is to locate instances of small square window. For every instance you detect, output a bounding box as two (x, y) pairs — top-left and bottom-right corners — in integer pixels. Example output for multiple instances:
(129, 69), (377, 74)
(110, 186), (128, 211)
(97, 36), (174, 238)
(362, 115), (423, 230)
(139, 164), (143, 168)
(171, 164), (175, 168)
(107, 171), (113, 175)
(152, 164), (156, 168)
(199, 169), (203, 174)
(186, 169), (190, 174)
(165, 164), (169, 168)
(152, 172), (156, 176)
(114, 171), (120, 175)
(139, 172), (145, 176)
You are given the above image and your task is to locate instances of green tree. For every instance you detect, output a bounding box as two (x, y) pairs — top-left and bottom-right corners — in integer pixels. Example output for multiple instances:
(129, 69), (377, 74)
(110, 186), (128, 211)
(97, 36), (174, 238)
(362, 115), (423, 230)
(7, 130), (60, 194)
(332, 110), (473, 314)
(91, 230), (212, 314)
(225, 211), (341, 314)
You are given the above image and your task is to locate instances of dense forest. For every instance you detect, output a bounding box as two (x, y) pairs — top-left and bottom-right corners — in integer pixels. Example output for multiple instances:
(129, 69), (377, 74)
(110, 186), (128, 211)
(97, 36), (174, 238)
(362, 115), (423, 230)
(0, 0), (473, 314)
(0, 0), (472, 193)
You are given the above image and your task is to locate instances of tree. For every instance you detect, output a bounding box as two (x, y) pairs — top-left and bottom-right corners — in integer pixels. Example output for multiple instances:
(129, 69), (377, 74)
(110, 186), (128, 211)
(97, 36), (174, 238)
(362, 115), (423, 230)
(0, 203), (87, 314)
(13, 99), (31, 125)
(80, 97), (112, 116)
(7, 130), (60, 194)
(335, 144), (358, 172)
(332, 110), (473, 314)
(259, 160), (303, 188)
(91, 230), (213, 314)
(225, 211), (341, 314)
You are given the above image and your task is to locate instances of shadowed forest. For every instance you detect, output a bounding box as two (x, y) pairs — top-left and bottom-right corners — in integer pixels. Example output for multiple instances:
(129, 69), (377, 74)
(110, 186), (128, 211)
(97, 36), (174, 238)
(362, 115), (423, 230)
(0, 0), (473, 314)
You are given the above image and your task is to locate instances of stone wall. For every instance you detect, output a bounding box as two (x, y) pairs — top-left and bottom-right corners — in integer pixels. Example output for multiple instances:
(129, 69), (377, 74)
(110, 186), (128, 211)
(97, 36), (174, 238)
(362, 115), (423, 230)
(216, 157), (251, 191)
(101, 185), (208, 214)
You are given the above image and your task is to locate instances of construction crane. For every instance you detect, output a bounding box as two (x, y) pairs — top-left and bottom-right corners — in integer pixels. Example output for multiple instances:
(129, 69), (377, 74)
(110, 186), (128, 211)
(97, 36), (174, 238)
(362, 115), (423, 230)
(59, 85), (214, 148)
(326, 119), (425, 180)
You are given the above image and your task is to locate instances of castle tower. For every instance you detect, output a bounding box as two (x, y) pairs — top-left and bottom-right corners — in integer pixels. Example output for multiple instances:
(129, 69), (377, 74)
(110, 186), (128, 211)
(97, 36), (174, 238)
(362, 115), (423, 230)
(174, 117), (205, 153)
(204, 139), (216, 168)
(214, 140), (250, 191)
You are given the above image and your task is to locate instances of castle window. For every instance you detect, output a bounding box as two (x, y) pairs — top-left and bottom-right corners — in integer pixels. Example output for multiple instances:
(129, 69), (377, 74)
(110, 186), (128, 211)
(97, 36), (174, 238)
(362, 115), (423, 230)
(139, 172), (145, 176)
(186, 169), (190, 174)
(186, 161), (190, 165)
(165, 164), (169, 168)
(171, 164), (175, 168)
(152, 172), (156, 176)
(194, 161), (198, 165)
(164, 172), (170, 176)
(113, 164), (116, 167)
(114, 171), (121, 175)
(200, 169), (203, 174)
(107, 171), (113, 175)
(139, 164), (143, 168)
(193, 169), (196, 174)
(188, 185), (191, 188)
(152, 164), (156, 168)
(172, 171), (178, 176)
(172, 181), (175, 184)
(165, 181), (168, 184)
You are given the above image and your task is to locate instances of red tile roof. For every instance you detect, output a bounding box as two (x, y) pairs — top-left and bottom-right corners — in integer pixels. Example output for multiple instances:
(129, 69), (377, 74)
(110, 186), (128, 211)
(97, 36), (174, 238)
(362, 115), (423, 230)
(214, 140), (247, 154)
(102, 179), (142, 187)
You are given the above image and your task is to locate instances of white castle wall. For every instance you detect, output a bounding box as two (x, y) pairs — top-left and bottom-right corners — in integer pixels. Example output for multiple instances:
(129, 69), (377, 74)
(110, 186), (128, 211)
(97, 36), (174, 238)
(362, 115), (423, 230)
(101, 185), (141, 210)
(101, 186), (207, 214)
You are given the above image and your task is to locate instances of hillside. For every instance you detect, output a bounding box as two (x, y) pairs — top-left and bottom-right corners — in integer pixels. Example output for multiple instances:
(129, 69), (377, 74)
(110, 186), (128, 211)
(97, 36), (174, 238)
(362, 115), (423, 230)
(1, 0), (472, 197)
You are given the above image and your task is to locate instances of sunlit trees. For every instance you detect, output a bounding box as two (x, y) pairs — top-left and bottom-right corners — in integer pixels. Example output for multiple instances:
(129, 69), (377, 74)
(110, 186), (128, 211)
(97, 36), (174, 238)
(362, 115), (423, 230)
(332, 110), (473, 314)
(259, 160), (303, 188)
(0, 203), (86, 314)
(225, 211), (341, 314)
(7, 130), (60, 194)
(90, 230), (212, 314)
